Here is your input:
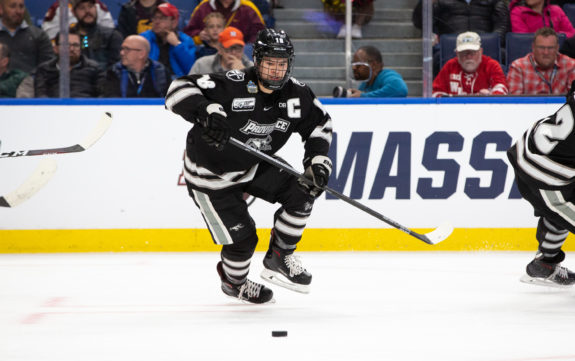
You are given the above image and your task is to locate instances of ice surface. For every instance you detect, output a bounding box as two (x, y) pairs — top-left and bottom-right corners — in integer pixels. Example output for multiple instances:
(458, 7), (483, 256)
(1, 252), (574, 361)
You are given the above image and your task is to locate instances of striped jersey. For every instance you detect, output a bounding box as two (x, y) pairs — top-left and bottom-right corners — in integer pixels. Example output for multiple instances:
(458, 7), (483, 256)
(165, 67), (333, 191)
(507, 93), (575, 189)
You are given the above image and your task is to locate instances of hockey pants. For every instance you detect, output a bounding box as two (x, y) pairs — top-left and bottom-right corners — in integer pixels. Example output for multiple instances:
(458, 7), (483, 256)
(187, 159), (316, 266)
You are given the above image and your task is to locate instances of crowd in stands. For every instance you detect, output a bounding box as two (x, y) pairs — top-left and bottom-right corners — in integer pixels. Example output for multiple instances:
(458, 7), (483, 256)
(1, 0), (575, 98)
(413, 0), (575, 97)
(0, 0), (268, 98)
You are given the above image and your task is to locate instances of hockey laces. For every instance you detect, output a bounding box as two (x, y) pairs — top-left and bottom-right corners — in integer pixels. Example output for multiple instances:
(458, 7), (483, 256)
(238, 280), (262, 300)
(551, 265), (569, 280)
(284, 254), (305, 277)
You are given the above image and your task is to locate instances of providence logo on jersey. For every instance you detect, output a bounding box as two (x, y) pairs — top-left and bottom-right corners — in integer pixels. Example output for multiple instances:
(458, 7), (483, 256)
(240, 119), (290, 135)
(246, 135), (273, 151)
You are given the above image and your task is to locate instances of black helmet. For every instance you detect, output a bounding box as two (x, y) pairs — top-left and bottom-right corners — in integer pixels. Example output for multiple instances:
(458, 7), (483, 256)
(253, 28), (295, 91)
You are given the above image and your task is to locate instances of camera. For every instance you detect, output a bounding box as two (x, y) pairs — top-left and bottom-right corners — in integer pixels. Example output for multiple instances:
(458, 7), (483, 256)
(332, 86), (348, 98)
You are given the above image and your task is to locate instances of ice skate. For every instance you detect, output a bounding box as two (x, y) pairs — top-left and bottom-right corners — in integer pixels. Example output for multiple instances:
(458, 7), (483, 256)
(261, 239), (312, 294)
(217, 262), (275, 304)
(520, 256), (575, 288)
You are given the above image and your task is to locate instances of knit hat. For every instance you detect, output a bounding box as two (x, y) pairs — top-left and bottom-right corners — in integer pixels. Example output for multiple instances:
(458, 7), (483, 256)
(71, 0), (95, 9)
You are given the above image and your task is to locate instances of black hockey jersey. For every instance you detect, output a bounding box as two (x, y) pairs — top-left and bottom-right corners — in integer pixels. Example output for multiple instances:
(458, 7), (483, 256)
(508, 94), (575, 189)
(165, 67), (333, 191)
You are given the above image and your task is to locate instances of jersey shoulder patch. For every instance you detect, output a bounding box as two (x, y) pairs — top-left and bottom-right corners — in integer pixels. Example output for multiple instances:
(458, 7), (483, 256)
(289, 77), (307, 87)
(225, 69), (246, 82)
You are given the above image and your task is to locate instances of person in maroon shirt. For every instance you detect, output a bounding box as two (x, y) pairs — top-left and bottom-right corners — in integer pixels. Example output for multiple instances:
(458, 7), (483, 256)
(183, 0), (265, 44)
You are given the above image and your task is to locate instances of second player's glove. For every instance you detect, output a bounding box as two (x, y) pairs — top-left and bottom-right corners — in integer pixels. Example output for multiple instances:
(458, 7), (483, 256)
(199, 103), (230, 149)
(298, 155), (332, 198)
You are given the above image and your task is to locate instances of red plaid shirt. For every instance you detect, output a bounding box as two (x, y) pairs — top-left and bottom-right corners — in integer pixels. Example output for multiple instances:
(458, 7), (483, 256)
(507, 53), (575, 95)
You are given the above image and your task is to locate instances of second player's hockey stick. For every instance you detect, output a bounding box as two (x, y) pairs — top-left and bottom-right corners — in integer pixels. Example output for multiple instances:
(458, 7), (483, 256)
(0, 112), (112, 158)
(229, 137), (453, 245)
(0, 157), (57, 207)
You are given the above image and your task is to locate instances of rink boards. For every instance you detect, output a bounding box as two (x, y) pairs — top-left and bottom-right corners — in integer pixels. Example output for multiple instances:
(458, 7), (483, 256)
(1, 98), (574, 252)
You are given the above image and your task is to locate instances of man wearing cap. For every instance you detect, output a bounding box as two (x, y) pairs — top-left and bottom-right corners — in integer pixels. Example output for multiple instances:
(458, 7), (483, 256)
(71, 0), (123, 71)
(42, 0), (115, 40)
(433, 31), (508, 97)
(140, 2), (196, 78)
(188, 26), (252, 75)
(507, 27), (575, 95)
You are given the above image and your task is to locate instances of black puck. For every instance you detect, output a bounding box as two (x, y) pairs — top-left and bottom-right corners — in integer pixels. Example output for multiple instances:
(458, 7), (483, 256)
(272, 330), (288, 337)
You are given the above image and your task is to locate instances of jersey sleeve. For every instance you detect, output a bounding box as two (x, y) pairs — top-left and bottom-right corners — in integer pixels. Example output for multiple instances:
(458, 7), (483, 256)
(294, 84), (333, 165)
(165, 74), (217, 124)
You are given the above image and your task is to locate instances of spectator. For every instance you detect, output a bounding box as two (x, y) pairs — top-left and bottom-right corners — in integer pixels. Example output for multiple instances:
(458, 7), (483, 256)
(412, 0), (509, 40)
(42, 0), (115, 40)
(140, 2), (196, 78)
(71, 0), (123, 71)
(433, 31), (508, 97)
(560, 33), (575, 58)
(334, 45), (408, 98)
(183, 0), (265, 44)
(412, 0), (509, 76)
(322, 0), (375, 39)
(507, 27), (575, 94)
(117, 0), (165, 39)
(35, 29), (102, 97)
(0, 43), (27, 97)
(101, 34), (169, 97)
(0, 0), (54, 73)
(250, 0), (275, 28)
(189, 25), (252, 74)
(195, 12), (225, 59)
(510, 0), (575, 38)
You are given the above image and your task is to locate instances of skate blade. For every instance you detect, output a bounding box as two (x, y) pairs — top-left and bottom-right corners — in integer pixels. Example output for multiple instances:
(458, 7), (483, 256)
(260, 269), (310, 294)
(223, 293), (276, 304)
(519, 274), (574, 289)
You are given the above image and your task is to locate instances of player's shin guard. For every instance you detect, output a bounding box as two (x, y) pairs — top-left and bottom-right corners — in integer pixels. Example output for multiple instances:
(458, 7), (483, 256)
(217, 257), (274, 304)
(261, 222), (312, 293)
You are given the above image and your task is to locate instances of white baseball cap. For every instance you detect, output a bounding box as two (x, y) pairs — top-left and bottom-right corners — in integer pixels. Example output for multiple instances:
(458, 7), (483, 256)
(456, 32), (481, 52)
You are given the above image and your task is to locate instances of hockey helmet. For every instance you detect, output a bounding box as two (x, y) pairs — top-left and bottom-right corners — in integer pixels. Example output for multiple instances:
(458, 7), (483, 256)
(253, 28), (295, 90)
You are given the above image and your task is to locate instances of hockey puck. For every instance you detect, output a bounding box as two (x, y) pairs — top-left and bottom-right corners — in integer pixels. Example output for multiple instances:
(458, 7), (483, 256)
(272, 330), (288, 337)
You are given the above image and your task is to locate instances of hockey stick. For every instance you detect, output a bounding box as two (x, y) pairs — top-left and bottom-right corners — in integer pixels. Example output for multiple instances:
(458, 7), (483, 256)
(229, 137), (453, 245)
(0, 112), (112, 158)
(0, 157), (57, 207)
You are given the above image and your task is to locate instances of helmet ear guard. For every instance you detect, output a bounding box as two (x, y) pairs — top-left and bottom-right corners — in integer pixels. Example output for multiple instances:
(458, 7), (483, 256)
(253, 29), (295, 91)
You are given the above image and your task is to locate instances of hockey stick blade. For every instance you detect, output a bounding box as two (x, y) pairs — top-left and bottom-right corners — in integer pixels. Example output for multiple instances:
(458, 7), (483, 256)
(0, 112), (112, 158)
(419, 222), (454, 245)
(0, 157), (57, 207)
(228, 137), (453, 245)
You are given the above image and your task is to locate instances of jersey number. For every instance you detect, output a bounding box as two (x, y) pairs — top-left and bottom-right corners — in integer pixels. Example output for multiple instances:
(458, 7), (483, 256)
(533, 104), (575, 154)
(196, 75), (216, 89)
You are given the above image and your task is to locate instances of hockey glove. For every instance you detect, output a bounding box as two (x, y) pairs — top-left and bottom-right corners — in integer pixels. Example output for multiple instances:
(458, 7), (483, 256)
(298, 155), (332, 198)
(199, 103), (230, 149)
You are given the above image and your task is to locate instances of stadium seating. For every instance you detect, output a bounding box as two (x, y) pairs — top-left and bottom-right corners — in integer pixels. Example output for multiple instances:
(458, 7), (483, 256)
(505, 32), (567, 70)
(563, 4), (575, 29)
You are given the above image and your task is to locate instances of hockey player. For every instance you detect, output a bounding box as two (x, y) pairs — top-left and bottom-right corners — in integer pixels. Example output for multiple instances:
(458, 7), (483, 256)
(507, 81), (575, 287)
(165, 29), (333, 303)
